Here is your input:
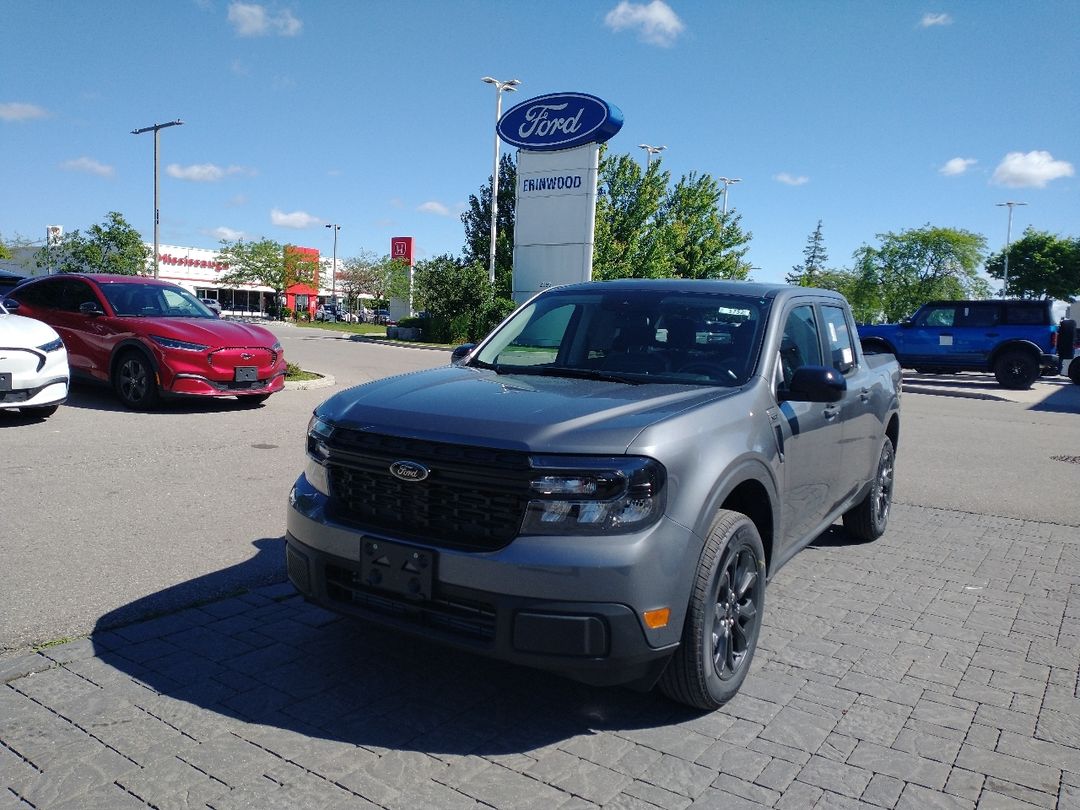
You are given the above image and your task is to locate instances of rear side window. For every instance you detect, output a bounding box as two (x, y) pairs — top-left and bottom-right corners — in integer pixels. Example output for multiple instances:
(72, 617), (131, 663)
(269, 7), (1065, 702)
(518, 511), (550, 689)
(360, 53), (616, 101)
(821, 305), (856, 374)
(957, 303), (1000, 327)
(11, 279), (60, 308)
(1004, 303), (1049, 325)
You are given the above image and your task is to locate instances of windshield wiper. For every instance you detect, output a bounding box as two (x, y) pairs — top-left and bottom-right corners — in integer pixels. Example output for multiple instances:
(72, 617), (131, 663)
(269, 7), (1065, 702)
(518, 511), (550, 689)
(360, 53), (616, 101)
(510, 366), (645, 385)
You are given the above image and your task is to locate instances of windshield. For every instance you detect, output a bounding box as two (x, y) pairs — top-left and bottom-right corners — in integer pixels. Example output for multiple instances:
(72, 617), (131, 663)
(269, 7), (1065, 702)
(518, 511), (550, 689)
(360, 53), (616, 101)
(473, 288), (769, 386)
(100, 283), (216, 318)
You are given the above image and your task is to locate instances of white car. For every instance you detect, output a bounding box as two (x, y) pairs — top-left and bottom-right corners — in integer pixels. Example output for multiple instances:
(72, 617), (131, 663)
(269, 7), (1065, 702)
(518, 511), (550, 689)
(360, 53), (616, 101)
(0, 300), (69, 418)
(200, 298), (222, 317)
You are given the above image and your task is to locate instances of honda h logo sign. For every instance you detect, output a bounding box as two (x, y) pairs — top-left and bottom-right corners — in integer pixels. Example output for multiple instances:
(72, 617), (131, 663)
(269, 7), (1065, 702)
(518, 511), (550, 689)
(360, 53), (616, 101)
(497, 92), (623, 152)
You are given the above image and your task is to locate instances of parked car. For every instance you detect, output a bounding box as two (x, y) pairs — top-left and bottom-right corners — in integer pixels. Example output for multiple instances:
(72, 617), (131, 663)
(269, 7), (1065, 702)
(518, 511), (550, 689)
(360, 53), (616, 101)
(286, 280), (901, 709)
(0, 270), (27, 298)
(374, 308), (393, 325)
(5, 274), (286, 409)
(858, 299), (1060, 389)
(315, 304), (343, 322)
(199, 297), (222, 317)
(0, 299), (68, 418)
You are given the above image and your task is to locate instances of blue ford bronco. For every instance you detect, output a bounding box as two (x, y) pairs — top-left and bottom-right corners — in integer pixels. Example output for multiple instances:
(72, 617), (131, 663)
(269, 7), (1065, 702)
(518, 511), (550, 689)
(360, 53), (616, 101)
(857, 299), (1061, 389)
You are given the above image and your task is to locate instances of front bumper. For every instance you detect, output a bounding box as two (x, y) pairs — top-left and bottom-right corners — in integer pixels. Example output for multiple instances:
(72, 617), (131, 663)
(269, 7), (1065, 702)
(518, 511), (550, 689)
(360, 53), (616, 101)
(286, 475), (697, 688)
(167, 369), (286, 397)
(0, 375), (68, 410)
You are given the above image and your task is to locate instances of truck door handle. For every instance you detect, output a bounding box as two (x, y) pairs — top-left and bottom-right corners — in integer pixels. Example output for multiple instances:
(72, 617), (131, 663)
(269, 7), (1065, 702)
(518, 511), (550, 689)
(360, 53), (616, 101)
(823, 405), (839, 421)
(859, 388), (871, 403)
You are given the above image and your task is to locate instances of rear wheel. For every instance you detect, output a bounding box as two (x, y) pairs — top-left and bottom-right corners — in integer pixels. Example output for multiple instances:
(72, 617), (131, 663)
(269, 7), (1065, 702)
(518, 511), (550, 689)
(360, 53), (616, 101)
(114, 350), (159, 410)
(993, 350), (1038, 390)
(1069, 360), (1080, 385)
(658, 510), (765, 710)
(843, 437), (895, 541)
(1058, 319), (1076, 361)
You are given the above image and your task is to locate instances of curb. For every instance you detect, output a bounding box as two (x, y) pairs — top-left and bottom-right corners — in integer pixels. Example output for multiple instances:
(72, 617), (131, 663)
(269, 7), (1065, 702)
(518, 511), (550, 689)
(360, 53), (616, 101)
(902, 384), (1009, 401)
(348, 335), (452, 352)
(284, 372), (336, 391)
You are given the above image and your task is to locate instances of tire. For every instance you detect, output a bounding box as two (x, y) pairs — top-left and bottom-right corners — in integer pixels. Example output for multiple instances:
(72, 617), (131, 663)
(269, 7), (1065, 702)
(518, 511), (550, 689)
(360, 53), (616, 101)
(1059, 319), (1076, 361)
(993, 350), (1039, 390)
(114, 350), (159, 410)
(658, 510), (766, 711)
(842, 437), (895, 541)
(1070, 359), (1080, 386)
(22, 404), (59, 418)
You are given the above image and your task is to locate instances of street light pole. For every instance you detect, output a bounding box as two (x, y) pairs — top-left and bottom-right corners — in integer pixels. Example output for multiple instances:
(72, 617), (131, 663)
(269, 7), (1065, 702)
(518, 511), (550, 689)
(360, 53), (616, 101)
(481, 76), (520, 286)
(132, 119), (183, 279)
(637, 144), (666, 167)
(718, 177), (741, 216)
(325, 223), (340, 305)
(996, 201), (1027, 297)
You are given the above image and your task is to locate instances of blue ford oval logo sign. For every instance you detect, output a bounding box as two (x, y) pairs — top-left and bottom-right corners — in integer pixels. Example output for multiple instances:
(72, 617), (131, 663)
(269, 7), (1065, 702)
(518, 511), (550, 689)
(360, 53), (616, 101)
(390, 460), (429, 482)
(497, 92), (624, 152)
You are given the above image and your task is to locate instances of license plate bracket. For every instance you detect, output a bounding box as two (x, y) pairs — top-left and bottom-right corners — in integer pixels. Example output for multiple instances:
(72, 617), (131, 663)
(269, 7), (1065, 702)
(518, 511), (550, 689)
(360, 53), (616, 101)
(0, 373), (10, 391)
(360, 538), (435, 601)
(234, 366), (257, 382)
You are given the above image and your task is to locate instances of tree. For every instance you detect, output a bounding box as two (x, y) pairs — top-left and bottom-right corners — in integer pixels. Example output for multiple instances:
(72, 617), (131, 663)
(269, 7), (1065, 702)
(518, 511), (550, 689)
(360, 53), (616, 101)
(593, 150), (670, 280)
(984, 228), (1080, 300)
(216, 238), (317, 303)
(787, 220), (830, 286)
(657, 172), (750, 280)
(461, 152), (517, 298)
(336, 250), (379, 312)
(851, 226), (991, 323)
(413, 254), (511, 342)
(360, 255), (412, 306)
(35, 212), (149, 275)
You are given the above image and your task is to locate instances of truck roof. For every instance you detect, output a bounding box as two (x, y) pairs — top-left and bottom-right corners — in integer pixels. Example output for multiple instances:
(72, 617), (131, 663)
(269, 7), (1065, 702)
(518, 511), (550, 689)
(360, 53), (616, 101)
(548, 278), (847, 302)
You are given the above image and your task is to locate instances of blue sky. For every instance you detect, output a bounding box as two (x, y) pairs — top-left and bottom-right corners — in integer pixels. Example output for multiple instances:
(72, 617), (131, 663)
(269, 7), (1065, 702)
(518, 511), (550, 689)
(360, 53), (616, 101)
(2, 1), (1077, 285)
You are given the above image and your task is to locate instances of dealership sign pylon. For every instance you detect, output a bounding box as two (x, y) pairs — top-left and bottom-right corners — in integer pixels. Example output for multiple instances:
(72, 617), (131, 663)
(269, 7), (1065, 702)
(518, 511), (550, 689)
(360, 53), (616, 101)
(496, 92), (623, 302)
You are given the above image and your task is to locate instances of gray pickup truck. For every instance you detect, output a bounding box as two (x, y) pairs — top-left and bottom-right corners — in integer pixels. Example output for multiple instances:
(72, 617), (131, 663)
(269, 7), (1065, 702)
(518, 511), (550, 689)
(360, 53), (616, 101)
(286, 280), (901, 709)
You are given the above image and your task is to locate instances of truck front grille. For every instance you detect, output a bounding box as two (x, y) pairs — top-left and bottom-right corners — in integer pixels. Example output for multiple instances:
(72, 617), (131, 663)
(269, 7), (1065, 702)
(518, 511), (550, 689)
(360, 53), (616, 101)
(324, 430), (532, 551)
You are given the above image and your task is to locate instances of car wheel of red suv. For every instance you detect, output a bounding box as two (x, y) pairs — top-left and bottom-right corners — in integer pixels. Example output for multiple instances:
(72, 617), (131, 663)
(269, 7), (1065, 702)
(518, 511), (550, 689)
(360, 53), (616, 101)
(114, 350), (159, 410)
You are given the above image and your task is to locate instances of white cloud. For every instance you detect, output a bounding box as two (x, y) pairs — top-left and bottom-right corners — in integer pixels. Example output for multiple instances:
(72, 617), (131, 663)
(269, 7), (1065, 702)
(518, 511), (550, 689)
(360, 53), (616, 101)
(166, 163), (254, 182)
(939, 157), (976, 176)
(920, 12), (953, 27)
(417, 201), (451, 216)
(0, 102), (48, 122)
(227, 3), (302, 37)
(59, 156), (114, 177)
(207, 226), (246, 242)
(270, 208), (321, 228)
(992, 151), (1074, 188)
(604, 1), (685, 47)
(774, 172), (809, 186)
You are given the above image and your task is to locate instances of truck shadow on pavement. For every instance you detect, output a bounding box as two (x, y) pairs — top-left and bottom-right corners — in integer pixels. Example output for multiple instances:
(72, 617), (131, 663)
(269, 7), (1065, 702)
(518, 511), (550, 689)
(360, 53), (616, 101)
(89, 538), (697, 757)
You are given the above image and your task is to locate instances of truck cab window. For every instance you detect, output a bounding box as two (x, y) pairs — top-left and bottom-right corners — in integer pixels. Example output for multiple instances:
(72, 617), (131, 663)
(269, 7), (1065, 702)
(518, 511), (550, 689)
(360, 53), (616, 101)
(779, 305), (822, 387)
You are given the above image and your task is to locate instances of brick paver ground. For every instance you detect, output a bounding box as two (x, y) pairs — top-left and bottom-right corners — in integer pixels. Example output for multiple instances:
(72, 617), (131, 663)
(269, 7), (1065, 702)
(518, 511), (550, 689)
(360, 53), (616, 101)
(2, 503), (1078, 809)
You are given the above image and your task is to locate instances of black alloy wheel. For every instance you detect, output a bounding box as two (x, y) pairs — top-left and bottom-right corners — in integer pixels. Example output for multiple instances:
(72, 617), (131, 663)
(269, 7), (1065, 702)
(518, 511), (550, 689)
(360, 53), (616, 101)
(114, 350), (159, 410)
(843, 436), (895, 541)
(659, 509), (766, 710)
(993, 350), (1038, 390)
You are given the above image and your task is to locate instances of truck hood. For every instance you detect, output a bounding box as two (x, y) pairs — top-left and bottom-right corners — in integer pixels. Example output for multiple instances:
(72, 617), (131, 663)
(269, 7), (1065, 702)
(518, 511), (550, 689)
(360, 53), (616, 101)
(318, 366), (738, 454)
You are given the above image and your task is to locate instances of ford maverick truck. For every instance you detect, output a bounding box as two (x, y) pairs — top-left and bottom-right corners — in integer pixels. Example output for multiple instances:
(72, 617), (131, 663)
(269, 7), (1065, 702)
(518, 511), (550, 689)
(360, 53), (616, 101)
(857, 299), (1060, 389)
(286, 280), (901, 709)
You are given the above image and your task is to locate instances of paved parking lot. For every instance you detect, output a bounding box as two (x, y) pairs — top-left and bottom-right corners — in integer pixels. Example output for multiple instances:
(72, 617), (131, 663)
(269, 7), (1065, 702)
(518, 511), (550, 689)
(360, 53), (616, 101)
(2, 332), (1078, 809)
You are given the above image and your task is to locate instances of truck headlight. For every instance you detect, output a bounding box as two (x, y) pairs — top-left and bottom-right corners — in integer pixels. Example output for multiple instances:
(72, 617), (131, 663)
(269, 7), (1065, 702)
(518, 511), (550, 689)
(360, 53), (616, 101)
(304, 415), (334, 496)
(521, 456), (665, 535)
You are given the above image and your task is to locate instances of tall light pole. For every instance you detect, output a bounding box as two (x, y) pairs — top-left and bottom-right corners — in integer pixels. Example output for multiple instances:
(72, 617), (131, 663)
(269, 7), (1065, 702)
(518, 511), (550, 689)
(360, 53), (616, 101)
(638, 144), (666, 167)
(132, 119), (183, 278)
(325, 223), (340, 305)
(996, 201), (1027, 298)
(481, 76), (520, 285)
(718, 177), (741, 216)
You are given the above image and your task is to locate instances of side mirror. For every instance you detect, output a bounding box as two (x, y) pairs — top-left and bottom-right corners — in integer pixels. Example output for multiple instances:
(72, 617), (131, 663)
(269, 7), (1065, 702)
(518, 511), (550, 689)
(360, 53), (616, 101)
(450, 343), (476, 365)
(780, 365), (847, 403)
(900, 319), (914, 328)
(79, 301), (105, 316)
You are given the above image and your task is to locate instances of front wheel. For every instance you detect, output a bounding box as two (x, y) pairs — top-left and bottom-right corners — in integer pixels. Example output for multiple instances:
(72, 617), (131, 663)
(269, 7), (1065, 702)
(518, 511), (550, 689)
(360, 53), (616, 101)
(1069, 359), (1080, 385)
(114, 350), (159, 410)
(994, 350), (1038, 389)
(658, 510), (766, 710)
(843, 437), (895, 541)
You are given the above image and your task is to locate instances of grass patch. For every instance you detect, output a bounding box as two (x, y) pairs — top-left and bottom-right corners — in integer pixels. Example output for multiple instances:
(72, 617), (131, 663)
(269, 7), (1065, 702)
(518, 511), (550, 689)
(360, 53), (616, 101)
(300, 321), (386, 336)
(285, 363), (321, 382)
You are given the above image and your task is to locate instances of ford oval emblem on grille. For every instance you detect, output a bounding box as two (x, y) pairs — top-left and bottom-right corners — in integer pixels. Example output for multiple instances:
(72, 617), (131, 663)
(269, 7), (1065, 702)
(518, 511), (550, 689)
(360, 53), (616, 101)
(390, 460), (429, 482)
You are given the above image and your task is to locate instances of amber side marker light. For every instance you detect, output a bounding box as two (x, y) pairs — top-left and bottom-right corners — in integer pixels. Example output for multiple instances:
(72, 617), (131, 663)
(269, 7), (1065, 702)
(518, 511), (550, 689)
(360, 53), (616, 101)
(643, 608), (670, 629)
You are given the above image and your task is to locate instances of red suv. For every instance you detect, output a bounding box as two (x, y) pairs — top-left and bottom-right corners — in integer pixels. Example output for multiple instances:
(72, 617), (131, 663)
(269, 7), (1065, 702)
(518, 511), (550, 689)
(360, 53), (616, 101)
(5, 274), (287, 409)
